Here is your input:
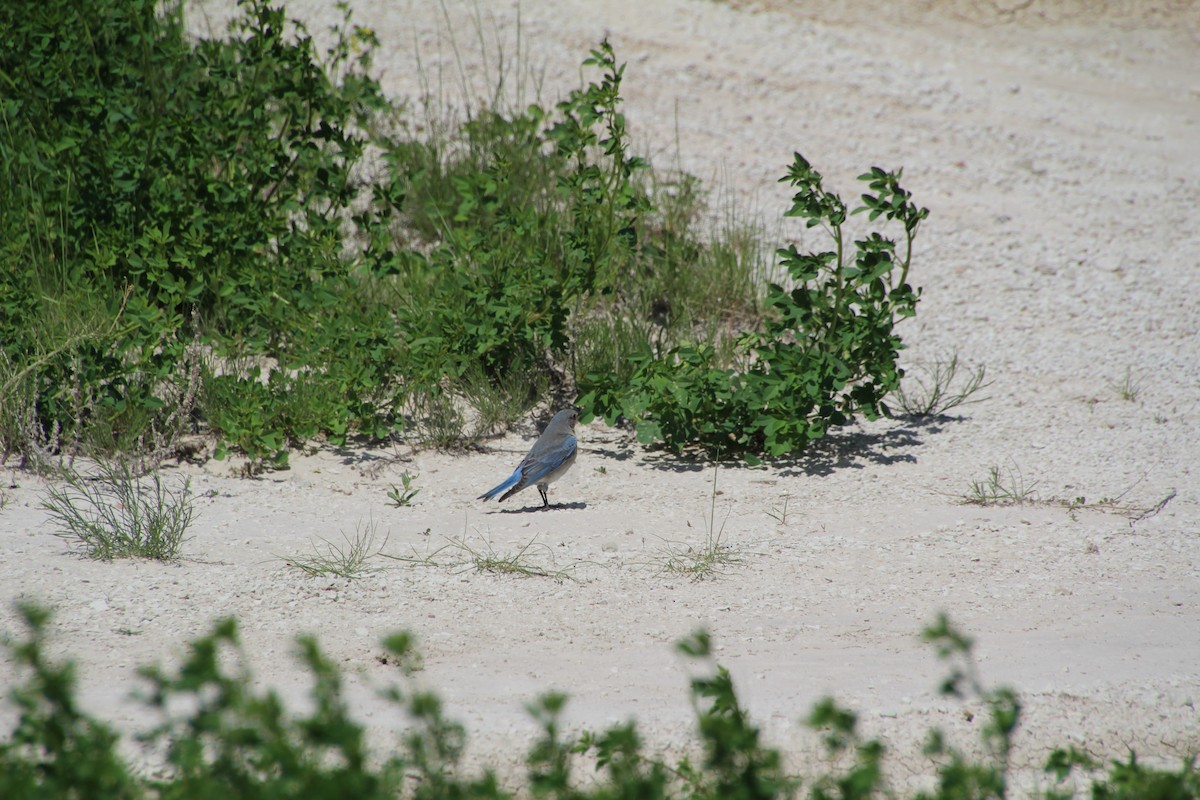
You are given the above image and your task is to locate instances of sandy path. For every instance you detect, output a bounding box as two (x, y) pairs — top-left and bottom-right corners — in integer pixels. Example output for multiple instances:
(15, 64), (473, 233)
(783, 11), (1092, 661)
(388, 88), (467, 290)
(3, 0), (1198, 793)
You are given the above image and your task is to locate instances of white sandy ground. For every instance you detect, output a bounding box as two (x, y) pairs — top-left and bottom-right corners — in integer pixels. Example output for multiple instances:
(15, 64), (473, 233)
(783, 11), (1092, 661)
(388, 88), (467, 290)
(3, 0), (1199, 794)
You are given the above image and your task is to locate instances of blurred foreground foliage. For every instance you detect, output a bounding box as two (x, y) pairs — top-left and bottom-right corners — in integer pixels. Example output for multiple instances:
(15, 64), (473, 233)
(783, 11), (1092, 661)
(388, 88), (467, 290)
(2, 604), (1196, 799)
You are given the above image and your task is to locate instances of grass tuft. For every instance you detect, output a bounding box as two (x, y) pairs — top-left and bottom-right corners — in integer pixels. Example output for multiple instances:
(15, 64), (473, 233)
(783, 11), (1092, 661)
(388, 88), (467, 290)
(962, 462), (1039, 507)
(1106, 366), (1143, 402)
(41, 461), (195, 560)
(282, 520), (390, 579)
(657, 462), (741, 580)
(894, 351), (991, 417)
(448, 534), (572, 579)
(1057, 486), (1177, 523)
(383, 530), (575, 581)
(765, 494), (792, 525)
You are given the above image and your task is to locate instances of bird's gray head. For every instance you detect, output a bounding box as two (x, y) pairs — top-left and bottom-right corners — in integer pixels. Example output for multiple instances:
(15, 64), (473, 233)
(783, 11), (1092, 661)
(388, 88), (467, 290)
(552, 408), (580, 429)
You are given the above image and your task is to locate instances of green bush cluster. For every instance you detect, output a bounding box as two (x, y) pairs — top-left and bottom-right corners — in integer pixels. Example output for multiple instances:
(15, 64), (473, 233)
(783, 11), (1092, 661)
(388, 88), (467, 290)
(580, 158), (926, 461)
(1, 0), (401, 470)
(380, 42), (656, 388)
(2, 0), (920, 469)
(3, 604), (1196, 799)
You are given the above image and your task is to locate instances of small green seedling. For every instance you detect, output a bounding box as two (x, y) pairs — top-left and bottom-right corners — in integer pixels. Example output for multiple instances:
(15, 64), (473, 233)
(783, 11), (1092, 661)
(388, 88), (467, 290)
(386, 472), (420, 507)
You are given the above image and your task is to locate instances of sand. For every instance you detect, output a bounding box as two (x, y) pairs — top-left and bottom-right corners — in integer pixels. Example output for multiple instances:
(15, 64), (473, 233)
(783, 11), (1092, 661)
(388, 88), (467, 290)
(2, 0), (1198, 794)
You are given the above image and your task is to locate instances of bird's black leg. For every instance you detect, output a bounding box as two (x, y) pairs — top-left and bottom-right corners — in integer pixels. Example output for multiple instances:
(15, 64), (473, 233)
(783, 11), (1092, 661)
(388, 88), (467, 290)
(539, 486), (549, 508)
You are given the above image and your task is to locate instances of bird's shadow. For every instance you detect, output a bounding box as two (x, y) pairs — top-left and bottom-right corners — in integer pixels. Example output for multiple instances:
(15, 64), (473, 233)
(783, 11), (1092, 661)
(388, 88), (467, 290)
(486, 501), (588, 514)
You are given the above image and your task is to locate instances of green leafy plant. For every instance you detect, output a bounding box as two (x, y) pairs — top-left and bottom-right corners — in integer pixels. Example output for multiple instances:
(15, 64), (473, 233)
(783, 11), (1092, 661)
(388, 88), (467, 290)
(1043, 747), (1200, 799)
(138, 622), (412, 799)
(581, 155), (927, 461)
(386, 472), (421, 507)
(0, 604), (143, 798)
(201, 366), (289, 474)
(374, 36), (765, 446)
(1, 0), (772, 467)
(919, 613), (1023, 798)
(1, 0), (406, 468)
(41, 461), (194, 560)
(4, 604), (1199, 799)
(385, 39), (655, 391)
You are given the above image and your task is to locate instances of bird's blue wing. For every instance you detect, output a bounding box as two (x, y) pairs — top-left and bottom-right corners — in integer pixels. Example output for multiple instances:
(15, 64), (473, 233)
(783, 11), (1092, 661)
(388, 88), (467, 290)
(519, 435), (577, 484)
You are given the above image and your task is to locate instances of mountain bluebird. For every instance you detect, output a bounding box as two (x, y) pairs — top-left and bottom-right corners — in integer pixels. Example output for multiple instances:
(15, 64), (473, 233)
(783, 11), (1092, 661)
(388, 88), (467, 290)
(478, 408), (579, 508)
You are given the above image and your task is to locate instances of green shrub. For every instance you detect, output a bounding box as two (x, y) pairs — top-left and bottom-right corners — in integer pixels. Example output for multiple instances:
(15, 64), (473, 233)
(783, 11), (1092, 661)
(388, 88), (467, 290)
(382, 41), (658, 387)
(0, 0), (406, 468)
(2, 0), (922, 467)
(4, 604), (1197, 799)
(579, 156), (926, 461)
(0, 604), (143, 799)
(1, 0), (766, 464)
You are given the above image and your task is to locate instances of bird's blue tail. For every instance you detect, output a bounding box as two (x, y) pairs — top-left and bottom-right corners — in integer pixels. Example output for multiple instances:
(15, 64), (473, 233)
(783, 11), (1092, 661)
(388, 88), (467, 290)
(478, 469), (522, 501)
